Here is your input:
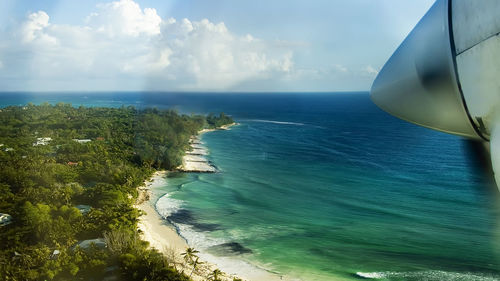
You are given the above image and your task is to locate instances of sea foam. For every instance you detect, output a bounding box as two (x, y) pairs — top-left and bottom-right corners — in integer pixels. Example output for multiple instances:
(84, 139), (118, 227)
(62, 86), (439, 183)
(355, 272), (385, 279)
(247, 119), (305, 126)
(154, 193), (285, 281)
(155, 193), (183, 219)
(155, 193), (226, 248)
(355, 270), (500, 280)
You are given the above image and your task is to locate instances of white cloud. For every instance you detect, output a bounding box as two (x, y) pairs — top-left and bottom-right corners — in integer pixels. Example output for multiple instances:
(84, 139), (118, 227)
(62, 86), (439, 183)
(0, 0), (294, 91)
(334, 64), (348, 73)
(21, 11), (57, 45)
(363, 65), (379, 76)
(21, 11), (49, 42)
(87, 0), (161, 37)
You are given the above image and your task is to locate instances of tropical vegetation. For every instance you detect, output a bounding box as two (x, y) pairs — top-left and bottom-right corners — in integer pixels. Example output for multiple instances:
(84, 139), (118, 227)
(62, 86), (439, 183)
(0, 103), (233, 280)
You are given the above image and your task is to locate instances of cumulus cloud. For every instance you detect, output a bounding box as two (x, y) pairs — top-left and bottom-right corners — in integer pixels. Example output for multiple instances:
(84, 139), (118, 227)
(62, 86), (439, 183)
(87, 0), (162, 37)
(21, 11), (57, 45)
(155, 18), (294, 89)
(0, 0), (295, 91)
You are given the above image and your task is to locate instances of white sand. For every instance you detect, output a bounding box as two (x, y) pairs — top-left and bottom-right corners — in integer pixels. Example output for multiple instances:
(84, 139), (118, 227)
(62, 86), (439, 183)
(183, 155), (207, 162)
(180, 123), (240, 173)
(181, 161), (217, 172)
(136, 172), (186, 252)
(137, 199), (188, 250)
(191, 144), (206, 150)
(181, 139), (211, 172)
(187, 148), (208, 155)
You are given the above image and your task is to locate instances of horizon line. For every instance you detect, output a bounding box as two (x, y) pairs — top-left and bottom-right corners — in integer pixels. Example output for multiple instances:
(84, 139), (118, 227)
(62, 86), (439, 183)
(0, 90), (370, 94)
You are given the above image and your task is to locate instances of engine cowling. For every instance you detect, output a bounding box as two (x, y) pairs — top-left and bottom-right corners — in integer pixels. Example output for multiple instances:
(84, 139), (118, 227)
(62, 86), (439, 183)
(371, 0), (500, 185)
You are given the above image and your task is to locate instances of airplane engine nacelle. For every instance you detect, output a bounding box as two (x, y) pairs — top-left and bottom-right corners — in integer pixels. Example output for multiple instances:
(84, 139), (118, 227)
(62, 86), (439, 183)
(371, 0), (500, 186)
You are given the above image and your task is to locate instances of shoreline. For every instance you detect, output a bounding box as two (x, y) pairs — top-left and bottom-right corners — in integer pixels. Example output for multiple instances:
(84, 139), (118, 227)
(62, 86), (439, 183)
(136, 171), (240, 281)
(198, 122), (239, 135)
(135, 171), (284, 281)
(135, 123), (286, 281)
(178, 123), (239, 173)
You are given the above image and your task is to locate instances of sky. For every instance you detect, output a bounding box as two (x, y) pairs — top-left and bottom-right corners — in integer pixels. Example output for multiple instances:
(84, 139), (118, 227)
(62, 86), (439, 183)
(0, 0), (435, 92)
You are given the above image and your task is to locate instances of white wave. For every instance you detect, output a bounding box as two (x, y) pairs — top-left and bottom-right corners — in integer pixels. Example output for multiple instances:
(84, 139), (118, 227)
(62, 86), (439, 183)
(355, 270), (500, 280)
(247, 119), (305, 126)
(155, 193), (226, 248)
(176, 223), (226, 248)
(197, 251), (292, 281)
(356, 272), (385, 279)
(155, 193), (183, 219)
(171, 222), (287, 280)
(154, 193), (286, 280)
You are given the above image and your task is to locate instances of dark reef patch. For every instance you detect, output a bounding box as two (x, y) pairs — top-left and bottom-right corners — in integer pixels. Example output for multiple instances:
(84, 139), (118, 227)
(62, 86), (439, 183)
(167, 209), (220, 232)
(208, 242), (253, 256)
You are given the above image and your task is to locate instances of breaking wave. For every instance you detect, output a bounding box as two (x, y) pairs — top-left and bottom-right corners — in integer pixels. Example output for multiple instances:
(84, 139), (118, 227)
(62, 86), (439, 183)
(355, 270), (500, 280)
(246, 119), (305, 126)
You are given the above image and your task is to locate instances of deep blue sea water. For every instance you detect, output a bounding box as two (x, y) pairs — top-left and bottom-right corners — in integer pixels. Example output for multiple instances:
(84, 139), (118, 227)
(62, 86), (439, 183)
(2, 92), (500, 280)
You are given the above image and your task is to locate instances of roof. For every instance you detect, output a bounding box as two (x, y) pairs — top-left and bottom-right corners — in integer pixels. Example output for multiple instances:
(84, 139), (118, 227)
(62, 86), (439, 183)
(0, 213), (12, 226)
(33, 137), (52, 146)
(76, 238), (107, 250)
(73, 139), (92, 143)
(76, 205), (91, 214)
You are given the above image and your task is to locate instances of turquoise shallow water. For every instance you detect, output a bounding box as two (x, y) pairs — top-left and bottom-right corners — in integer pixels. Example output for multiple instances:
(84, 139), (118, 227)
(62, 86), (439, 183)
(2, 92), (500, 280)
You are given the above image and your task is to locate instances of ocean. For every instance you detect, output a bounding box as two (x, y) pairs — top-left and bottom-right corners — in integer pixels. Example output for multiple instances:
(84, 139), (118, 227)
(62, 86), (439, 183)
(2, 92), (500, 280)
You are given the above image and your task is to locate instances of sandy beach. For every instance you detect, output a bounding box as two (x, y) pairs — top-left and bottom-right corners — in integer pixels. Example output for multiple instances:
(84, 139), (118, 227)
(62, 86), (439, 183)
(135, 171), (284, 281)
(135, 124), (287, 281)
(179, 123), (239, 173)
(136, 172), (231, 281)
(136, 178), (188, 251)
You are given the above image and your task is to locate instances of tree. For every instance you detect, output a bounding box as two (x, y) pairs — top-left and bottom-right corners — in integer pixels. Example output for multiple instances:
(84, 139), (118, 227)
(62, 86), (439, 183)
(189, 257), (204, 278)
(0, 104), (232, 281)
(103, 229), (140, 256)
(22, 202), (52, 244)
(208, 269), (224, 281)
(181, 247), (199, 265)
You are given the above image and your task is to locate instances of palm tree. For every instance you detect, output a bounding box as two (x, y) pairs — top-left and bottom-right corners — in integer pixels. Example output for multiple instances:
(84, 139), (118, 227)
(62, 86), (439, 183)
(208, 269), (224, 281)
(181, 247), (199, 264)
(189, 257), (204, 278)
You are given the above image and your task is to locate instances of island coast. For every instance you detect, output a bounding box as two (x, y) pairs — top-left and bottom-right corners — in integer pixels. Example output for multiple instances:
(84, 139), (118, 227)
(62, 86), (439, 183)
(0, 104), (242, 280)
(136, 123), (286, 281)
(179, 123), (238, 173)
(136, 171), (285, 281)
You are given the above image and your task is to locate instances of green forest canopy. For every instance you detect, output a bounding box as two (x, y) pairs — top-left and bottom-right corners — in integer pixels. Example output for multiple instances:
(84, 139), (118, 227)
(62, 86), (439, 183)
(0, 103), (233, 281)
